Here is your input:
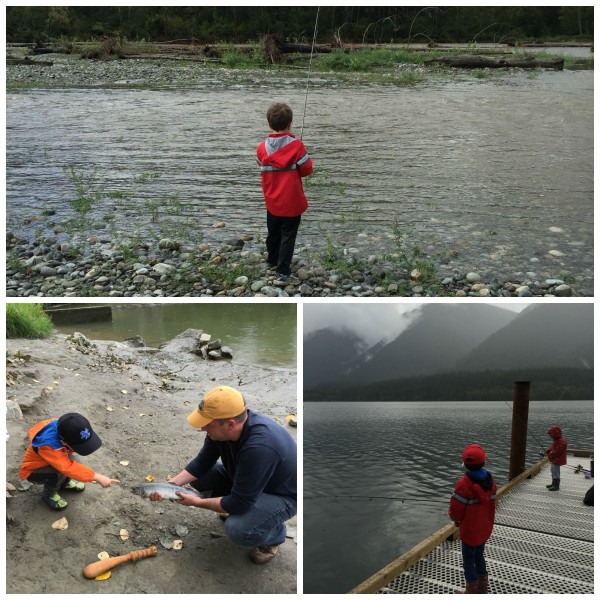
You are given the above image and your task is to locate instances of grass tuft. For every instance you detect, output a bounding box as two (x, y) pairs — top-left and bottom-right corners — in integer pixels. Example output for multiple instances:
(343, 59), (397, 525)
(6, 304), (54, 339)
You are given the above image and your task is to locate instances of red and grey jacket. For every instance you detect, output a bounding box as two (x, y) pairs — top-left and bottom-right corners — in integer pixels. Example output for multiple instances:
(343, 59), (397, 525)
(256, 132), (313, 217)
(546, 426), (567, 465)
(449, 469), (497, 546)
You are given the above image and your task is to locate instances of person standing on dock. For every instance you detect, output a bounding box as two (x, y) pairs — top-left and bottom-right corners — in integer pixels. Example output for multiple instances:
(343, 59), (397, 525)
(544, 425), (567, 491)
(449, 443), (497, 594)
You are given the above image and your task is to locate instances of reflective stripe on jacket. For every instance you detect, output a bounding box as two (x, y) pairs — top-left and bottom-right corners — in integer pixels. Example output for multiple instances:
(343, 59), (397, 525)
(449, 471), (497, 546)
(256, 133), (313, 217)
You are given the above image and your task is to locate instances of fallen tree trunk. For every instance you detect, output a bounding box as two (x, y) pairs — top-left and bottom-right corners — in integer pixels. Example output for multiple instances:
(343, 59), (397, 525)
(7, 57), (53, 66)
(424, 54), (564, 70)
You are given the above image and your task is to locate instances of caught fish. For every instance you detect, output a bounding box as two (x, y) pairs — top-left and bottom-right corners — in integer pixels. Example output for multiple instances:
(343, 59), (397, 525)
(131, 482), (210, 501)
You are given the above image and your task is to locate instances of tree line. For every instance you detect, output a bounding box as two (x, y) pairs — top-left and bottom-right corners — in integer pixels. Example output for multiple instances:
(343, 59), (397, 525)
(6, 6), (594, 44)
(304, 368), (594, 403)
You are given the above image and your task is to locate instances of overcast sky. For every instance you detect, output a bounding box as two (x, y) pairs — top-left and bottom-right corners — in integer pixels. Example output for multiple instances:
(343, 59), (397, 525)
(303, 302), (529, 346)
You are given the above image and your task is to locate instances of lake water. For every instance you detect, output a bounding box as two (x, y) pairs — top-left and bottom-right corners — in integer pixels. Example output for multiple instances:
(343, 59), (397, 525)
(53, 302), (297, 368)
(303, 400), (594, 593)
(6, 67), (593, 282)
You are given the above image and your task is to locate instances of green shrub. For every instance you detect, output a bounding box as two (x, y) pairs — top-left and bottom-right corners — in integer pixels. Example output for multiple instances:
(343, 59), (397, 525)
(6, 304), (54, 339)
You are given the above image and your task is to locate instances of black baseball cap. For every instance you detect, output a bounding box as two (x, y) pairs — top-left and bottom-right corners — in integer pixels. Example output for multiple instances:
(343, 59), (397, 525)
(57, 413), (102, 456)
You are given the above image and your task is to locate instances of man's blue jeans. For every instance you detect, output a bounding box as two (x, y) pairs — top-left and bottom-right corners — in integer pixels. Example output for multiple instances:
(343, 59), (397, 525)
(461, 541), (487, 583)
(190, 462), (297, 547)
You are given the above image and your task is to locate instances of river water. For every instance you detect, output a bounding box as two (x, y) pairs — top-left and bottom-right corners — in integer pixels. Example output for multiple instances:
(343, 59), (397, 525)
(6, 64), (593, 283)
(53, 302), (297, 368)
(303, 400), (594, 593)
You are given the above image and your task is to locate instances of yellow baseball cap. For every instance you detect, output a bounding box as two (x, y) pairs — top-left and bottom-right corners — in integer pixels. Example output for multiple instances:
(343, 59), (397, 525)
(187, 386), (246, 428)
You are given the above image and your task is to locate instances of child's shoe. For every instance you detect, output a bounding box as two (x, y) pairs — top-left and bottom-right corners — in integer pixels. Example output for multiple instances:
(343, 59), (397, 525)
(61, 479), (85, 492)
(276, 273), (299, 284)
(42, 492), (68, 511)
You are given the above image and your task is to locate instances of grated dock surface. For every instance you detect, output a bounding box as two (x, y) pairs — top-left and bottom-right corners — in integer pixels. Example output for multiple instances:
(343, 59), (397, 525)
(379, 457), (594, 594)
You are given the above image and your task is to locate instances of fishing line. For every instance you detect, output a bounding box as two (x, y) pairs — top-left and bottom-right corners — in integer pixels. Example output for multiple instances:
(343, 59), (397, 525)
(306, 494), (449, 505)
(300, 6), (320, 140)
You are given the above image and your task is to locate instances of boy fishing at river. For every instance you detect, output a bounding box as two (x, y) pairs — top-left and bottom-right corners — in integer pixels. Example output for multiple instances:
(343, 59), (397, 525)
(256, 102), (313, 283)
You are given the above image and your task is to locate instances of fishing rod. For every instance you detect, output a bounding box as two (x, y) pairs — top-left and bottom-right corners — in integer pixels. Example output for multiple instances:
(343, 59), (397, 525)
(300, 6), (320, 140)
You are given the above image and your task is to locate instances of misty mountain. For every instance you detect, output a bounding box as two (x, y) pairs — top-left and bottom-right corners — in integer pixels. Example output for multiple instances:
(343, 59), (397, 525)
(304, 304), (516, 389)
(303, 327), (370, 389)
(455, 303), (593, 371)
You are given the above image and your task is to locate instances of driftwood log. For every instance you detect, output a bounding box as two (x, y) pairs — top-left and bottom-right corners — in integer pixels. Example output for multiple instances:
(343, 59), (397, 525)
(7, 57), (53, 66)
(425, 54), (564, 70)
(263, 34), (331, 63)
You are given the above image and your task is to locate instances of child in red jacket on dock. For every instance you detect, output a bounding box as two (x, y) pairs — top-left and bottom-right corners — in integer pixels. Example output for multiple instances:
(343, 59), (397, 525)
(19, 413), (120, 510)
(449, 443), (497, 594)
(544, 425), (567, 491)
(256, 102), (313, 282)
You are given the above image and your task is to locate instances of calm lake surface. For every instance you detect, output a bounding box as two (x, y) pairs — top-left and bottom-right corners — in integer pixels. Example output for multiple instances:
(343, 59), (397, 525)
(53, 303), (296, 368)
(6, 67), (593, 282)
(303, 400), (594, 593)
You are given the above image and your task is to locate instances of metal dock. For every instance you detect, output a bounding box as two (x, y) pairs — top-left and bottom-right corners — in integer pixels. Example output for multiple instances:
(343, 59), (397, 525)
(351, 453), (593, 594)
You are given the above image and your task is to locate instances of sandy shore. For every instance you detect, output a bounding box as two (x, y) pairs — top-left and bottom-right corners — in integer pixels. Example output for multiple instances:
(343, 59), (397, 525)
(5, 330), (297, 594)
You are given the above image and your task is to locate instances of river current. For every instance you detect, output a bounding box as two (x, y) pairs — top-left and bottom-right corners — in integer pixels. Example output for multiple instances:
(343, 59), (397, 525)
(6, 65), (593, 283)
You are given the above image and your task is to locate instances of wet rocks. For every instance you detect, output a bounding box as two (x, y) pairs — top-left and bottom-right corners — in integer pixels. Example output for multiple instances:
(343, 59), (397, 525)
(5, 228), (589, 298)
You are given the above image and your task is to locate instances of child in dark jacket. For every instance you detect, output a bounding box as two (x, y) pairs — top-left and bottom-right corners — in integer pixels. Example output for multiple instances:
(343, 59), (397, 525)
(256, 102), (313, 282)
(544, 425), (567, 491)
(449, 443), (497, 594)
(19, 413), (119, 510)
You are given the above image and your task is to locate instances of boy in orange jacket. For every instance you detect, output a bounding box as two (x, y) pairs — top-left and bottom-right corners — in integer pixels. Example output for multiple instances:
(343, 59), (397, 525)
(256, 102), (313, 282)
(19, 413), (119, 510)
(449, 443), (497, 594)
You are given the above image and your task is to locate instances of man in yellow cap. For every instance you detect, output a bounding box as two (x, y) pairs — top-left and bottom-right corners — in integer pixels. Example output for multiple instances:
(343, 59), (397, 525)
(149, 385), (296, 565)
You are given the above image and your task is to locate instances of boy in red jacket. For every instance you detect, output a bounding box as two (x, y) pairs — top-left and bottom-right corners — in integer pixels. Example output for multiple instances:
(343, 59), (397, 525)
(449, 443), (497, 594)
(544, 425), (567, 491)
(19, 413), (119, 510)
(256, 102), (313, 282)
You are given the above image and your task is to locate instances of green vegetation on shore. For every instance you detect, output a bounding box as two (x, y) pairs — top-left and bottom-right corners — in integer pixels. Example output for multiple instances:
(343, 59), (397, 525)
(6, 304), (54, 339)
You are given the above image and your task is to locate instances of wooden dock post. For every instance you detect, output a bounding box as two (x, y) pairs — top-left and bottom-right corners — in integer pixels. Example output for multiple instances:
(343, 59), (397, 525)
(509, 381), (530, 480)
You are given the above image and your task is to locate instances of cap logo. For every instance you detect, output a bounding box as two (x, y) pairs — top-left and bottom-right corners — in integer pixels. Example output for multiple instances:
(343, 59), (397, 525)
(80, 428), (91, 440)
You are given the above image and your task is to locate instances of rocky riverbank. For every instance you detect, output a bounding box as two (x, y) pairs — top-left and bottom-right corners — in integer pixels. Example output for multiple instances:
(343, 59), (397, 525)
(6, 229), (587, 297)
(6, 329), (297, 594)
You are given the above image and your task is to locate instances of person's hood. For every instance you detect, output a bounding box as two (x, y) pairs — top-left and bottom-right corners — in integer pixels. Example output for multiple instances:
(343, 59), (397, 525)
(31, 420), (64, 450)
(262, 133), (300, 170)
(467, 469), (494, 502)
(548, 425), (563, 439)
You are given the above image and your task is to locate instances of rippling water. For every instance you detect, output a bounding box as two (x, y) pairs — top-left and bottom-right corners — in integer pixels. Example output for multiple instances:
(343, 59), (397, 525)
(303, 400), (593, 593)
(6, 68), (593, 281)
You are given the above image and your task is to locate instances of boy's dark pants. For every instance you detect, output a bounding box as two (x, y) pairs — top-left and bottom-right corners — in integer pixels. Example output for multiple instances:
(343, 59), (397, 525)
(266, 211), (301, 276)
(461, 540), (487, 583)
(27, 466), (68, 495)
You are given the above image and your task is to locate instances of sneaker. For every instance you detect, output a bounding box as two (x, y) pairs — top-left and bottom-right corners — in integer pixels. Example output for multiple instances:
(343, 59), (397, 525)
(41, 492), (68, 511)
(61, 479), (85, 492)
(276, 273), (299, 284)
(249, 545), (279, 565)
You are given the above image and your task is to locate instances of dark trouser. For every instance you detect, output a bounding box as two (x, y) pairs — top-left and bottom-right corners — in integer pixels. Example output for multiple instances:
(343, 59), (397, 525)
(461, 541), (487, 583)
(190, 462), (297, 547)
(266, 211), (301, 276)
(27, 466), (68, 495)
